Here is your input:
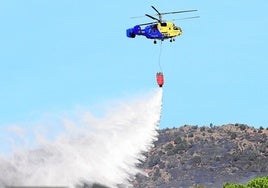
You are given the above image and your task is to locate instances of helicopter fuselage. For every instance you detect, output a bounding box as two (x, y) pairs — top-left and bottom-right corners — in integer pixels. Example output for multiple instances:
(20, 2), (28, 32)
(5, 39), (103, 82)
(127, 22), (182, 42)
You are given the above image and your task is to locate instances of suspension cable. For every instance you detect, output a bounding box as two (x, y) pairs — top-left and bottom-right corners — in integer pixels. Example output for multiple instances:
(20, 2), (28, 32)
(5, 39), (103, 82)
(158, 40), (163, 72)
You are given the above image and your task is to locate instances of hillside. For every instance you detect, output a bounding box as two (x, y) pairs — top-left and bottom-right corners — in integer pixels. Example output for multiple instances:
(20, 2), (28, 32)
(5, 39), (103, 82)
(132, 124), (268, 188)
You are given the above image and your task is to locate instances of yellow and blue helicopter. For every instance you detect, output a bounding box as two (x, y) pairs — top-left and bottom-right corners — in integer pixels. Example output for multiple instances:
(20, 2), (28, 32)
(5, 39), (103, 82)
(126, 6), (198, 44)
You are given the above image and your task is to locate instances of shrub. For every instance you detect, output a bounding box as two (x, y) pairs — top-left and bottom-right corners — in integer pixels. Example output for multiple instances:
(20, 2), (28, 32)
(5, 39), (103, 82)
(152, 167), (160, 180)
(165, 143), (173, 151)
(239, 124), (247, 131)
(191, 156), (201, 164)
(192, 125), (198, 129)
(200, 126), (206, 132)
(247, 176), (268, 187)
(247, 151), (258, 161)
(230, 132), (237, 139)
(210, 123), (213, 128)
(223, 176), (268, 188)
(175, 140), (189, 151)
(148, 155), (160, 167)
(258, 129), (263, 133)
(188, 133), (194, 137)
(174, 136), (182, 144)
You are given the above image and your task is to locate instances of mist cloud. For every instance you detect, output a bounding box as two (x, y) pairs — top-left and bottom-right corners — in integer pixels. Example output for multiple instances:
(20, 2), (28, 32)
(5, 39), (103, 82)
(0, 88), (163, 188)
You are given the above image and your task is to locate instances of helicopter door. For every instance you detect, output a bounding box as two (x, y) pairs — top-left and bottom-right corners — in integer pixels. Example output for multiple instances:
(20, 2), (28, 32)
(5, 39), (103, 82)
(151, 25), (158, 34)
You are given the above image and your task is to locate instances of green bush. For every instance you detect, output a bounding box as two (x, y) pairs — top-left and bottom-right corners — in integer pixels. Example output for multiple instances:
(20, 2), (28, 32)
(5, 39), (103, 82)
(223, 176), (268, 188)
(247, 176), (268, 188)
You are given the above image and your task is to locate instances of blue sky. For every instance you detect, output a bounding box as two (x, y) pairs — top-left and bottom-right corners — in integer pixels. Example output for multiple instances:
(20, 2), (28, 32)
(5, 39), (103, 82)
(0, 0), (268, 131)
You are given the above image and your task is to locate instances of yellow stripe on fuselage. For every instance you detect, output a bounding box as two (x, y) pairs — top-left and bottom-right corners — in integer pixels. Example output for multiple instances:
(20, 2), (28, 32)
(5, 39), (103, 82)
(157, 22), (182, 38)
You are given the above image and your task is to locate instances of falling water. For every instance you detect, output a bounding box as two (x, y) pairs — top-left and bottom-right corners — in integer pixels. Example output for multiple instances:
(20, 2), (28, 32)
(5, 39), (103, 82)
(0, 88), (163, 188)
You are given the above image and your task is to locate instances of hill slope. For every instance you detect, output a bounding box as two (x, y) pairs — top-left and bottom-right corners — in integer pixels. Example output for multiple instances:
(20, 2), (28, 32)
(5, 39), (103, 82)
(132, 124), (268, 188)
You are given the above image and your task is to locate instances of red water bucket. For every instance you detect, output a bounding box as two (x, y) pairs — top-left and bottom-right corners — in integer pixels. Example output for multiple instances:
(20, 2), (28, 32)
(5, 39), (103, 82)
(156, 72), (164, 87)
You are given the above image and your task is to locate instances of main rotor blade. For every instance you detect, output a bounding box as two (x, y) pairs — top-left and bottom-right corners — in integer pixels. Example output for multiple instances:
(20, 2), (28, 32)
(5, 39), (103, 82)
(130, 8), (198, 19)
(151, 6), (161, 15)
(173, 16), (200, 21)
(145, 14), (160, 22)
(139, 21), (158, 26)
(161, 9), (198, 15)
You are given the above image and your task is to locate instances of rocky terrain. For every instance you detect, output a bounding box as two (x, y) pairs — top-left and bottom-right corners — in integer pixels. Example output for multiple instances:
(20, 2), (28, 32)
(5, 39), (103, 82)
(132, 124), (268, 188)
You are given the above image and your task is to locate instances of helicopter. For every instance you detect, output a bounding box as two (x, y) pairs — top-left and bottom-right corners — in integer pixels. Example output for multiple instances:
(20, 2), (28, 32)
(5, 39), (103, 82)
(126, 6), (198, 44)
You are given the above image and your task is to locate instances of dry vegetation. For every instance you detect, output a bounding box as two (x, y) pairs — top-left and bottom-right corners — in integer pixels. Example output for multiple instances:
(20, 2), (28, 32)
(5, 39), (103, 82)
(132, 124), (268, 188)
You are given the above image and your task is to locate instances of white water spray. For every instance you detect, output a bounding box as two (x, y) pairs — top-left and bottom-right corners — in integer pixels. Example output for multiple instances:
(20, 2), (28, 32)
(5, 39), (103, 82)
(0, 88), (163, 188)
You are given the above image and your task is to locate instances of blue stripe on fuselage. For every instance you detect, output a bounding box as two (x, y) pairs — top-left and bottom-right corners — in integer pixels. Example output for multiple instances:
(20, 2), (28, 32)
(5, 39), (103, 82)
(144, 25), (164, 39)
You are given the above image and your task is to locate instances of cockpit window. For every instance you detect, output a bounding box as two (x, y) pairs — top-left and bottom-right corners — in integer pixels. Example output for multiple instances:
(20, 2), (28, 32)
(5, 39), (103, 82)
(173, 26), (179, 30)
(160, 23), (167, 27)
